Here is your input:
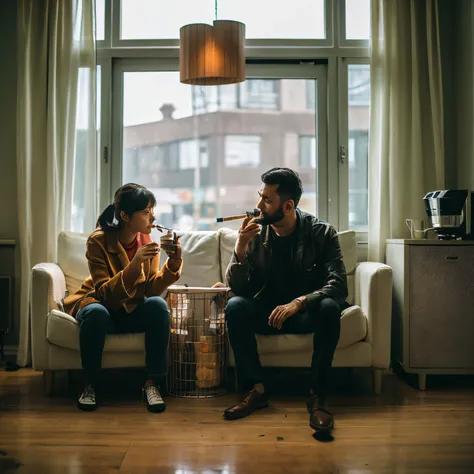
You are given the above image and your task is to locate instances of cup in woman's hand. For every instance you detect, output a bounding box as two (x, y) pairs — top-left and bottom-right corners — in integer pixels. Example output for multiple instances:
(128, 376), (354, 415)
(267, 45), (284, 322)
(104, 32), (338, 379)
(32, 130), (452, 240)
(160, 231), (178, 255)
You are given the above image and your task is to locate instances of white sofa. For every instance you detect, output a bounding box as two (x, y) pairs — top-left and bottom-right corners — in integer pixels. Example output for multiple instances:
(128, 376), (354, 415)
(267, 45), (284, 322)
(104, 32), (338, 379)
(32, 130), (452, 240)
(31, 229), (392, 394)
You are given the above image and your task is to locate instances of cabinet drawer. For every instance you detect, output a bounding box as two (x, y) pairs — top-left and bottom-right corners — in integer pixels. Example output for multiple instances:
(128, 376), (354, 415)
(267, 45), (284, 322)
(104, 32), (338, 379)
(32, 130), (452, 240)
(408, 245), (474, 368)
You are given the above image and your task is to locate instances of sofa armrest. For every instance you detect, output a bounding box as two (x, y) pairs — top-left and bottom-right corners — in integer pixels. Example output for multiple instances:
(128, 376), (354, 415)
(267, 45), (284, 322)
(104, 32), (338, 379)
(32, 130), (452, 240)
(31, 263), (67, 371)
(354, 262), (393, 369)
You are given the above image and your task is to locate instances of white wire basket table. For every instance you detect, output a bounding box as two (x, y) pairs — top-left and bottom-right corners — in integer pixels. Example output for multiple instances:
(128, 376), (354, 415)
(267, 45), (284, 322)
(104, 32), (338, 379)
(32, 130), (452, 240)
(166, 285), (229, 398)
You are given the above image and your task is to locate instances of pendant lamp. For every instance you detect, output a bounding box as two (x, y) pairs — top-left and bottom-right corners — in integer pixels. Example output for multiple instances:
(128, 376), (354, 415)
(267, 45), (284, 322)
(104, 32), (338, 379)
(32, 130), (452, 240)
(179, 1), (246, 85)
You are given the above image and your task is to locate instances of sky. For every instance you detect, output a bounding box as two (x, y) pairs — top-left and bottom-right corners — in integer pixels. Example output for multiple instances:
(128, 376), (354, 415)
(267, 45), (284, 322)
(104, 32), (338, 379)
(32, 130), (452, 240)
(94, 0), (370, 126)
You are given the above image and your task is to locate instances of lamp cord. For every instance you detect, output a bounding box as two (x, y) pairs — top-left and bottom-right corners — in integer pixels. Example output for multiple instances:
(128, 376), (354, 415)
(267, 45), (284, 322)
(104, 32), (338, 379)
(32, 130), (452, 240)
(215, 0), (218, 20)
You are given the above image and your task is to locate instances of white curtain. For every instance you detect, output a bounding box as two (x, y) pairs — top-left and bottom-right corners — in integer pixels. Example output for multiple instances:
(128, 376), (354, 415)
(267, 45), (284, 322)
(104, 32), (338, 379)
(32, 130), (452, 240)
(17, 0), (97, 366)
(368, 0), (445, 262)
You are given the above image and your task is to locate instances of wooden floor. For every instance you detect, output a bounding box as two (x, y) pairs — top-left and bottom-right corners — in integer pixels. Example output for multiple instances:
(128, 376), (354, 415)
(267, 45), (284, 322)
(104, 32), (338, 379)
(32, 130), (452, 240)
(1, 368), (474, 473)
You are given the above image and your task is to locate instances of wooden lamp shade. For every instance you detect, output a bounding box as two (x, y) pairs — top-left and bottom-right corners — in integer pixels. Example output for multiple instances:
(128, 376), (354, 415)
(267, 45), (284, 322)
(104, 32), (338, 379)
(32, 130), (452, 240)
(179, 20), (246, 86)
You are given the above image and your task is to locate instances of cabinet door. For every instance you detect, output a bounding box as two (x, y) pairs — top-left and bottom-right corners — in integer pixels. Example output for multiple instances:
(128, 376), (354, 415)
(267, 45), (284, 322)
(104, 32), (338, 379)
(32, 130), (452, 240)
(409, 245), (474, 368)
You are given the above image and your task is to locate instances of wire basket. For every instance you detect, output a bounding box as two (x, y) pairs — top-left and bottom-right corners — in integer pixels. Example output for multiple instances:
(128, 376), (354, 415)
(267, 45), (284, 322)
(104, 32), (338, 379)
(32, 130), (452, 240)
(166, 285), (228, 398)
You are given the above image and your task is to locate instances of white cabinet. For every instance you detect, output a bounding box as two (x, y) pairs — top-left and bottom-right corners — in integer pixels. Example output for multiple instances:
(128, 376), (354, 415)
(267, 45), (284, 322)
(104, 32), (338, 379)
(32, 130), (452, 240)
(386, 239), (474, 390)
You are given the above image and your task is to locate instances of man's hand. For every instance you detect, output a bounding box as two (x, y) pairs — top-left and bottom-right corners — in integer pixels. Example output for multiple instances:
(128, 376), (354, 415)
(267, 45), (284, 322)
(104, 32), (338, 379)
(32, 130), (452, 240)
(235, 215), (262, 263)
(268, 300), (303, 330)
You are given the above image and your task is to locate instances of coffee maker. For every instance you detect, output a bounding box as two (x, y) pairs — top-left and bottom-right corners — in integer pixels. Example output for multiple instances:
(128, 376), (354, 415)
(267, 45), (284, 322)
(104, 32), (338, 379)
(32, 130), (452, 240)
(423, 190), (473, 240)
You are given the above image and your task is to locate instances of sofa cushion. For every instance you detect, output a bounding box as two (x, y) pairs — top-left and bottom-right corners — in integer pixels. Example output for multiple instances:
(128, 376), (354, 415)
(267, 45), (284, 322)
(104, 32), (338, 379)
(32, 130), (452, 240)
(257, 341), (372, 368)
(256, 304), (367, 355)
(338, 230), (357, 304)
(57, 228), (356, 299)
(218, 228), (238, 282)
(58, 229), (222, 295)
(46, 310), (145, 352)
(173, 231), (222, 287)
(47, 304), (367, 355)
(58, 231), (89, 295)
(337, 230), (357, 274)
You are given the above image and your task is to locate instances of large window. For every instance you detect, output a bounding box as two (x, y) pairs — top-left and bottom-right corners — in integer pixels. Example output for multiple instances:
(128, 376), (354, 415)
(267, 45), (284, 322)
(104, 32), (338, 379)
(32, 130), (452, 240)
(118, 70), (321, 232)
(100, 1), (370, 235)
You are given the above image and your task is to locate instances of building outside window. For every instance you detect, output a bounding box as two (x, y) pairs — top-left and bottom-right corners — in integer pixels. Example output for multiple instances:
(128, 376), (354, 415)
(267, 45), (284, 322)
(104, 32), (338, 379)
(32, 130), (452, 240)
(225, 135), (261, 168)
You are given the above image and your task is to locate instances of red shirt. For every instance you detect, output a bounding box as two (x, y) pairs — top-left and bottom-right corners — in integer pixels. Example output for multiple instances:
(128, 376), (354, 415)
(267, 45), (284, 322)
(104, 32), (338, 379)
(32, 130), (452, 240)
(120, 232), (153, 261)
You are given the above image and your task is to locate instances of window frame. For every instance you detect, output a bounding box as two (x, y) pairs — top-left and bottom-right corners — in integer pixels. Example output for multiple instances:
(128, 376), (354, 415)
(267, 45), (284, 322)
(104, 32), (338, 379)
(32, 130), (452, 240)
(110, 59), (331, 222)
(110, 0), (334, 49)
(338, 56), (370, 240)
(97, 0), (371, 236)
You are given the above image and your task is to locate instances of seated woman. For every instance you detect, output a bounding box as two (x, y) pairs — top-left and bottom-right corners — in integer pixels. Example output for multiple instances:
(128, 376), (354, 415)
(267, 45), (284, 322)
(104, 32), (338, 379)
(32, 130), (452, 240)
(64, 183), (182, 413)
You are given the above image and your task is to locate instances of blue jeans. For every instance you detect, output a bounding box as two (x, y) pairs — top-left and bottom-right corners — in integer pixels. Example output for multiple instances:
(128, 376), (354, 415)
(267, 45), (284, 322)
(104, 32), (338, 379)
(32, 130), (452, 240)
(77, 297), (170, 385)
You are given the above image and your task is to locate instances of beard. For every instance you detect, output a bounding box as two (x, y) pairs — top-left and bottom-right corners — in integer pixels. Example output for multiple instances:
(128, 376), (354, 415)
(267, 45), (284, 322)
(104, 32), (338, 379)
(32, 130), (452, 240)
(255, 205), (286, 225)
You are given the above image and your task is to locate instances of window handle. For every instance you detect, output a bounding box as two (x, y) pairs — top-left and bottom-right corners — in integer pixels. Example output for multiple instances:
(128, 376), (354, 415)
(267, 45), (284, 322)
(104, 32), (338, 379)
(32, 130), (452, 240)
(339, 145), (346, 164)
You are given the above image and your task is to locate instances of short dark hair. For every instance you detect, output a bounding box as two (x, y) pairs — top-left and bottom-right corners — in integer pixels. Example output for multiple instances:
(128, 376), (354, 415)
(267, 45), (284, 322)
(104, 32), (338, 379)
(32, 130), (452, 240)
(261, 168), (303, 207)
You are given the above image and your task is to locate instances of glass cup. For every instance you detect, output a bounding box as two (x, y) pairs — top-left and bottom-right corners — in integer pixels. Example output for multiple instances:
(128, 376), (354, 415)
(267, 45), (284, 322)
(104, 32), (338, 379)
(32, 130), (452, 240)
(160, 229), (178, 255)
(406, 219), (425, 239)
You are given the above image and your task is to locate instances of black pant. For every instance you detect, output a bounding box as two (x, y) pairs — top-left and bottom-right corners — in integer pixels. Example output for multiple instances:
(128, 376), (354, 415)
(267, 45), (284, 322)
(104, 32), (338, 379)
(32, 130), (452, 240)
(77, 297), (170, 386)
(226, 296), (341, 396)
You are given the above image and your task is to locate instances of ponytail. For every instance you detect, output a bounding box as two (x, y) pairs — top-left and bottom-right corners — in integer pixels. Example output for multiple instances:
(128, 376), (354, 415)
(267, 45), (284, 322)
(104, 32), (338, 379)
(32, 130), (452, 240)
(96, 184), (156, 233)
(96, 204), (118, 232)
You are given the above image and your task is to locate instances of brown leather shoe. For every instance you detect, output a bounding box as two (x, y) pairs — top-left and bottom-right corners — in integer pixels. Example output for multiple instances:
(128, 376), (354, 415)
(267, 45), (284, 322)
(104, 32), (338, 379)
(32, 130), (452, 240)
(223, 389), (269, 420)
(306, 395), (334, 432)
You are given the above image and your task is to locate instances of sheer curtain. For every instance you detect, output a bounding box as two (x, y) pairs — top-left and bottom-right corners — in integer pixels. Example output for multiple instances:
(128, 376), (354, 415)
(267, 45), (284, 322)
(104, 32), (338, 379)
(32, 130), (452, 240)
(368, 0), (445, 262)
(17, 0), (97, 366)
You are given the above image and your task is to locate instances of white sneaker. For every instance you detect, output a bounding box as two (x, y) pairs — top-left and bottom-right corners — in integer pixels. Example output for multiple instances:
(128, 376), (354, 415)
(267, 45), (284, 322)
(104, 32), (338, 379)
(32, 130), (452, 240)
(143, 384), (166, 413)
(77, 385), (97, 411)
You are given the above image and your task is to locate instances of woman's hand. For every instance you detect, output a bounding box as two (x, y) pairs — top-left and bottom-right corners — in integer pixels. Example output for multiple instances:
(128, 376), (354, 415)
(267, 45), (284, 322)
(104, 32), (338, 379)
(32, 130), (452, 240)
(167, 237), (182, 273)
(131, 242), (160, 268)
